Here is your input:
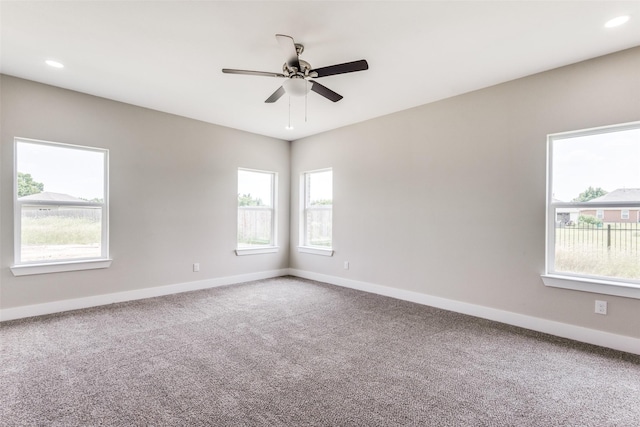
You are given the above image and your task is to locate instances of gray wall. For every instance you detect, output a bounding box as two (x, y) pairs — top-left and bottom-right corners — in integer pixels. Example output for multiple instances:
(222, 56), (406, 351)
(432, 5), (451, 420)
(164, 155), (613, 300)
(1, 75), (290, 308)
(290, 47), (640, 339)
(2, 48), (639, 340)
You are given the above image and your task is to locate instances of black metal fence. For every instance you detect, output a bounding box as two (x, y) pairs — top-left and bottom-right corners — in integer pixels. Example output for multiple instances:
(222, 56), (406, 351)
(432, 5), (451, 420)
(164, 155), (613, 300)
(556, 222), (640, 255)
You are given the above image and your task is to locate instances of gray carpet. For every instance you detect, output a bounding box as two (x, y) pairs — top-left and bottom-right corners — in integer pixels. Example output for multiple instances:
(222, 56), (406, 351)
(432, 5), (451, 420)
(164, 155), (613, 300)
(1, 276), (639, 426)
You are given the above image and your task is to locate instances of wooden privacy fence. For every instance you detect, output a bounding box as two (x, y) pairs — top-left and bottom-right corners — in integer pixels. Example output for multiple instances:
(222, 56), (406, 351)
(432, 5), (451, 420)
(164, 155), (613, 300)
(237, 208), (272, 245)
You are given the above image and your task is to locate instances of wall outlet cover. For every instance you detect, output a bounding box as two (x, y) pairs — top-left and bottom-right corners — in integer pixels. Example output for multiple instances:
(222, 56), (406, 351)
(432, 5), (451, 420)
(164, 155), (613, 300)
(595, 300), (607, 315)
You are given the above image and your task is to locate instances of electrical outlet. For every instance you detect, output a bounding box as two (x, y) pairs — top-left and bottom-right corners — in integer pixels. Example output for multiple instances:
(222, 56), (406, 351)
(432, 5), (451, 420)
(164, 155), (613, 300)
(595, 300), (607, 315)
(344, 261), (349, 270)
(193, 263), (200, 272)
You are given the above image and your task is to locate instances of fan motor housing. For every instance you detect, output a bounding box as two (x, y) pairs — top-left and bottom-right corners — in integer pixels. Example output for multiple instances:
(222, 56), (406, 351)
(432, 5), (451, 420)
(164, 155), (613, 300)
(283, 57), (314, 78)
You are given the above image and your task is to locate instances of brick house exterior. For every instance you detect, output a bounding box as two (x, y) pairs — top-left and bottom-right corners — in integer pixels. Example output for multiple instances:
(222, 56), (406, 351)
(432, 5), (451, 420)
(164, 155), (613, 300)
(579, 188), (640, 223)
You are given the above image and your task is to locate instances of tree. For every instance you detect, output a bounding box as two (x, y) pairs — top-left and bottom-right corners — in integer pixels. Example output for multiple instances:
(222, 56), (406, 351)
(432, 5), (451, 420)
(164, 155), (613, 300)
(572, 186), (607, 202)
(238, 193), (263, 206)
(17, 172), (44, 197)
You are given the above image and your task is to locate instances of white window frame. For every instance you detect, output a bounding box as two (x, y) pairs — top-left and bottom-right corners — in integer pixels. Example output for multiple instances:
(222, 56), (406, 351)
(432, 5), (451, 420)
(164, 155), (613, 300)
(235, 168), (278, 256)
(621, 209), (630, 220)
(11, 138), (111, 276)
(596, 209), (604, 219)
(542, 122), (640, 299)
(298, 168), (333, 256)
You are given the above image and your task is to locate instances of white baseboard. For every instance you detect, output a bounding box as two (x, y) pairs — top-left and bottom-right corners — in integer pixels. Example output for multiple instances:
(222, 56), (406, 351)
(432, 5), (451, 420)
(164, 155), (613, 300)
(3, 267), (638, 356)
(0, 269), (289, 322)
(288, 269), (640, 356)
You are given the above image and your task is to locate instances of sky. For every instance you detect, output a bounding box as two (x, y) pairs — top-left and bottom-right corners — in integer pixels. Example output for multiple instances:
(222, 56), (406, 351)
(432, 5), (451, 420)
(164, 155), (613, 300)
(552, 127), (640, 202)
(19, 144), (333, 205)
(307, 169), (333, 203)
(238, 169), (274, 206)
(17, 140), (105, 200)
(238, 169), (333, 205)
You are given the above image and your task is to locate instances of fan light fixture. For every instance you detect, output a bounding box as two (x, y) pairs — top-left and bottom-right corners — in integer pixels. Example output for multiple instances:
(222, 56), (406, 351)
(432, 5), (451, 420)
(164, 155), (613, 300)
(283, 78), (310, 97)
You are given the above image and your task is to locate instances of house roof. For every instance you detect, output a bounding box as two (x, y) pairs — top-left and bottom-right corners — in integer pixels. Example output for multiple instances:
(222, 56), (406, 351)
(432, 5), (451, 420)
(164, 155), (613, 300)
(19, 192), (85, 203)
(589, 188), (640, 203)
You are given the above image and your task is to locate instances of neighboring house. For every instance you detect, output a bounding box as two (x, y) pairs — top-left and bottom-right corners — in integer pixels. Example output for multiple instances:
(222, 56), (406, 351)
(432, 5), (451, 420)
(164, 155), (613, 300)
(553, 198), (579, 225)
(580, 188), (640, 223)
(19, 191), (85, 203)
(19, 192), (99, 219)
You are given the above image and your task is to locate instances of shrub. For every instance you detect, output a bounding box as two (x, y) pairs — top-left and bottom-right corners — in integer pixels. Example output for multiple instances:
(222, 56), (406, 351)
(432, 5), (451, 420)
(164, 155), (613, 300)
(578, 215), (602, 227)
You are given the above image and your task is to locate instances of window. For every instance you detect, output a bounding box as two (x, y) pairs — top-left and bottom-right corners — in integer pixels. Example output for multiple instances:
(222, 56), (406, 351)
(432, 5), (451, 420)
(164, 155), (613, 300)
(300, 169), (333, 256)
(543, 122), (640, 298)
(12, 138), (110, 275)
(236, 169), (277, 255)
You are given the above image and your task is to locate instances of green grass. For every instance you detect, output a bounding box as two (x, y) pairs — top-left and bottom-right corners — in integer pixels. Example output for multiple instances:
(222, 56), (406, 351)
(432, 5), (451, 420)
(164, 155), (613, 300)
(555, 224), (640, 280)
(22, 216), (101, 245)
(22, 216), (636, 279)
(308, 239), (332, 247)
(237, 237), (271, 246)
(555, 248), (640, 280)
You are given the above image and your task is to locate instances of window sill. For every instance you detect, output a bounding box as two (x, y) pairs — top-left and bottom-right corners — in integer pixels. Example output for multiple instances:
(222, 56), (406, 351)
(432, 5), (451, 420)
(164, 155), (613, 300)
(298, 246), (334, 257)
(235, 247), (279, 256)
(541, 274), (640, 299)
(11, 259), (113, 276)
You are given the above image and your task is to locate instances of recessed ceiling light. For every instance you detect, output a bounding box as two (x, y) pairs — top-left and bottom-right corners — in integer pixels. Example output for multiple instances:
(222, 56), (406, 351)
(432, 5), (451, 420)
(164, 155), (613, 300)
(605, 15), (630, 28)
(45, 60), (64, 68)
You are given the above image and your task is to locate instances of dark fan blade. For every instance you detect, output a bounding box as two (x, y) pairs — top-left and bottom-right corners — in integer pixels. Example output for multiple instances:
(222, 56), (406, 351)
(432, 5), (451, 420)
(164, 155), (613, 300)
(275, 34), (301, 71)
(310, 59), (368, 78)
(265, 86), (286, 103)
(310, 81), (343, 102)
(222, 68), (286, 78)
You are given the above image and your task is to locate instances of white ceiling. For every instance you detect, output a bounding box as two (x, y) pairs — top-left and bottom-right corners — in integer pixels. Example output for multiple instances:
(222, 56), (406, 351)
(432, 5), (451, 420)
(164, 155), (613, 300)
(2, 1), (639, 141)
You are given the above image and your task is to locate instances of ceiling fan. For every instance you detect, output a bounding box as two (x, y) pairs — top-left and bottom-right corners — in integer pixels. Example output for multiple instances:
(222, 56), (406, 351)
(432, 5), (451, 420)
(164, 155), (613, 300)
(222, 34), (368, 103)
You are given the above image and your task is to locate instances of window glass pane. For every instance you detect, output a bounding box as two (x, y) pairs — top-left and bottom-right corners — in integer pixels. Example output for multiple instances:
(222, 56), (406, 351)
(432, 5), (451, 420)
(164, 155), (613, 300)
(306, 208), (332, 247)
(237, 209), (272, 247)
(21, 206), (102, 262)
(307, 170), (333, 207)
(553, 207), (640, 280)
(15, 139), (108, 265)
(552, 128), (640, 202)
(549, 123), (640, 284)
(237, 169), (274, 247)
(17, 141), (105, 201)
(238, 170), (272, 207)
(304, 170), (332, 247)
